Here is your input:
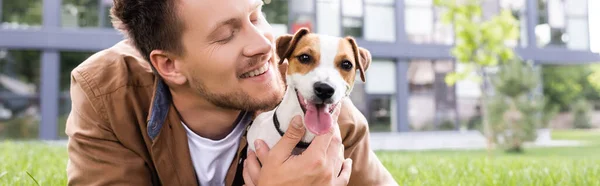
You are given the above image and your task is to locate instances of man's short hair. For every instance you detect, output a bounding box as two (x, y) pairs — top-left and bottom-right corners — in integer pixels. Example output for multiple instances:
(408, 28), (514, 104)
(110, 0), (185, 66)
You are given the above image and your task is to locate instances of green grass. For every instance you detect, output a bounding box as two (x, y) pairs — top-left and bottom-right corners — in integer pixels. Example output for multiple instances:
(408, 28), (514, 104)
(1, 129), (599, 185)
(0, 141), (67, 185)
(377, 129), (600, 185)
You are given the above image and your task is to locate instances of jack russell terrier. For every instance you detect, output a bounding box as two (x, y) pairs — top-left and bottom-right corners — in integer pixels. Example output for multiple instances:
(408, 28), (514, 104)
(246, 28), (371, 154)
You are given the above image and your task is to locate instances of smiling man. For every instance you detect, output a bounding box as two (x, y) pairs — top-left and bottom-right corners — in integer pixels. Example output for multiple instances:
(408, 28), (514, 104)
(64, 0), (396, 185)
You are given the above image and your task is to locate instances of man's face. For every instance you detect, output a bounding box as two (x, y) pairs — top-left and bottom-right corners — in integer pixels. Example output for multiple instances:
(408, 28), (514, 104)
(174, 0), (285, 111)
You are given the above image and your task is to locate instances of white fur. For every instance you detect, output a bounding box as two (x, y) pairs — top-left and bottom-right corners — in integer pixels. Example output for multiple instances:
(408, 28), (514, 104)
(247, 35), (353, 152)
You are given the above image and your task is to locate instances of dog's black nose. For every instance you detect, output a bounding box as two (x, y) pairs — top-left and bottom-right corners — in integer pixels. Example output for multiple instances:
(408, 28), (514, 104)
(314, 82), (335, 100)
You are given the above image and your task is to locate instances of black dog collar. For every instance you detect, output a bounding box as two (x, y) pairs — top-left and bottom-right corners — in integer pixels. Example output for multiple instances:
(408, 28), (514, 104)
(273, 111), (311, 149)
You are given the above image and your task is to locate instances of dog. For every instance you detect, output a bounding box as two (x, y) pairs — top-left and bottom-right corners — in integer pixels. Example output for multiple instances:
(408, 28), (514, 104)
(246, 28), (371, 155)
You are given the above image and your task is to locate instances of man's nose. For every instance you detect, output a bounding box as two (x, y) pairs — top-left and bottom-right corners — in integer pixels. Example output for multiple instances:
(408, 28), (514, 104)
(313, 82), (335, 100)
(242, 26), (273, 57)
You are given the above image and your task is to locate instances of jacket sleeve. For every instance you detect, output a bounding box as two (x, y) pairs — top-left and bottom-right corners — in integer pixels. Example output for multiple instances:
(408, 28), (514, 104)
(338, 98), (398, 186)
(65, 71), (153, 186)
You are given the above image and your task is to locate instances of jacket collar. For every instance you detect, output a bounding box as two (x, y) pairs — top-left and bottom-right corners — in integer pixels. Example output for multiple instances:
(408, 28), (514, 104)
(146, 77), (171, 140)
(144, 77), (250, 185)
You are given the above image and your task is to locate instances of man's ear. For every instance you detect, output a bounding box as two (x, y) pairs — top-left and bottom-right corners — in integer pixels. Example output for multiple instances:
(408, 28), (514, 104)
(276, 27), (310, 64)
(149, 50), (186, 85)
(345, 37), (371, 82)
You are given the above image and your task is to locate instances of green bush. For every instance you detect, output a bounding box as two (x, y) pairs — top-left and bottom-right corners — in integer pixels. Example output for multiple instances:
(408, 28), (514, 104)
(572, 99), (592, 129)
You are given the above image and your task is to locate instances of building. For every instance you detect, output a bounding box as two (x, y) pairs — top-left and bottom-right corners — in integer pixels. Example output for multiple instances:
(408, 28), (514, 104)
(0, 0), (599, 140)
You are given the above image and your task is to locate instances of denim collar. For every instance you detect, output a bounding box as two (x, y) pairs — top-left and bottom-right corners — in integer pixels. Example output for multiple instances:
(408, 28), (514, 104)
(145, 78), (254, 140)
(146, 78), (172, 140)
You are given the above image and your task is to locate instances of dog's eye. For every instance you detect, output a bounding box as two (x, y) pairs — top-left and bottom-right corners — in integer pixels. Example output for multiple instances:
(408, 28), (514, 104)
(297, 54), (312, 64)
(341, 60), (353, 70)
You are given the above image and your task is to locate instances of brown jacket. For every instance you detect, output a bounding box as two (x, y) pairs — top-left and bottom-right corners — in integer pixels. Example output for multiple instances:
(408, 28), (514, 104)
(65, 40), (397, 186)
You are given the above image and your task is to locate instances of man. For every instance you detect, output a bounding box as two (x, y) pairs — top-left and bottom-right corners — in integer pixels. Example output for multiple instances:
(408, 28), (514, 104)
(65, 0), (397, 185)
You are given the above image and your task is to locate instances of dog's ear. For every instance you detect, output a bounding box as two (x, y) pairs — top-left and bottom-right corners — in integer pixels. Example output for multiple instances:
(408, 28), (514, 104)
(275, 35), (293, 61)
(358, 47), (371, 71)
(277, 28), (310, 64)
(345, 37), (371, 82)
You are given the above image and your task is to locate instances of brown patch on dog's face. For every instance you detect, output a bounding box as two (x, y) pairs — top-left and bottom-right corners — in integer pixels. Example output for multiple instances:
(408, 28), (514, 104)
(284, 34), (321, 76)
(335, 40), (358, 86)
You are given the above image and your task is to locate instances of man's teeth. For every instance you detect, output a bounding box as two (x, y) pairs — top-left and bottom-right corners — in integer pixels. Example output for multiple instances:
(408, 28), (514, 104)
(241, 63), (269, 78)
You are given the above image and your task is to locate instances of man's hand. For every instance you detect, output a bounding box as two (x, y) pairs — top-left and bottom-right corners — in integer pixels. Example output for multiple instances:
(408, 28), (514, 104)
(243, 105), (352, 186)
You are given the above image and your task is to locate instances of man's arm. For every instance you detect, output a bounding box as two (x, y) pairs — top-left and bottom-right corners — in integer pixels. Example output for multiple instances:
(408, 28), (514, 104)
(338, 98), (398, 186)
(65, 71), (153, 186)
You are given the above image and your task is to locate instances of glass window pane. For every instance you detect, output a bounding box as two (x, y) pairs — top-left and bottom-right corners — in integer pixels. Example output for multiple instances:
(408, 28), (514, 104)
(263, 0), (289, 37)
(548, 0), (566, 28)
(365, 59), (396, 94)
(565, 0), (588, 17)
(590, 0), (600, 53)
(1, 0), (43, 27)
(405, 0), (432, 7)
(316, 1), (341, 36)
(566, 18), (590, 50)
(366, 0), (394, 5)
(500, 0), (525, 10)
(263, 0), (289, 25)
(61, 0), (108, 28)
(405, 7), (433, 39)
(342, 17), (363, 38)
(0, 49), (41, 139)
(342, 0), (363, 17)
(368, 95), (394, 132)
(291, 0), (315, 14)
(291, 14), (315, 33)
(364, 5), (395, 42)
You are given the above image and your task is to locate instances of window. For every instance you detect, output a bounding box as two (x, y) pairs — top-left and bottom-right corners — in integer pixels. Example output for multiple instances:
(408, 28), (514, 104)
(590, 0), (600, 53)
(364, 59), (396, 132)
(537, 0), (590, 50)
(61, 0), (113, 28)
(342, 0), (363, 37)
(405, 0), (452, 44)
(289, 0), (316, 33)
(408, 59), (459, 131)
(0, 49), (41, 139)
(263, 0), (289, 37)
(364, 4), (396, 42)
(316, 0), (341, 36)
(1, 0), (43, 28)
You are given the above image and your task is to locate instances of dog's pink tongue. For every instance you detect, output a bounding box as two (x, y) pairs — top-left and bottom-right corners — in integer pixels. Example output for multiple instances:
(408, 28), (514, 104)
(304, 104), (332, 135)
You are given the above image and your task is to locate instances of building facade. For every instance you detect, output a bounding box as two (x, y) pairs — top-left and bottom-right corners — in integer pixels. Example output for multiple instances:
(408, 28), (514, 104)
(0, 0), (599, 140)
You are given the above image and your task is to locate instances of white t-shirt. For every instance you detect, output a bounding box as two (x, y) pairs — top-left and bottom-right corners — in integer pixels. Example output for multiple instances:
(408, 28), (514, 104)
(181, 111), (250, 186)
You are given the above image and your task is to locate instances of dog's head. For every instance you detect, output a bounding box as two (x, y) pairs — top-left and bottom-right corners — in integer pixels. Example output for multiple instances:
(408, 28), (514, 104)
(276, 28), (371, 135)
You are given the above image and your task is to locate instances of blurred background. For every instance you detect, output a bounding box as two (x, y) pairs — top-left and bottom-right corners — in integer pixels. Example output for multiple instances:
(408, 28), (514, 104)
(0, 0), (598, 148)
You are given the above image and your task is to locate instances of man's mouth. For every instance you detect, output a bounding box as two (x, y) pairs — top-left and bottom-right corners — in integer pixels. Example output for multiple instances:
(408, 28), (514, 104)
(295, 89), (338, 135)
(240, 62), (269, 78)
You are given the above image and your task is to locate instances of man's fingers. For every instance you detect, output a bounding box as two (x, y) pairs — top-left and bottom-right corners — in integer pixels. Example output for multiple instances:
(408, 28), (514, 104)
(335, 158), (353, 186)
(270, 115), (306, 162)
(242, 161), (256, 186)
(245, 151), (262, 184)
(326, 125), (344, 175)
(253, 139), (270, 165)
(306, 115), (342, 156)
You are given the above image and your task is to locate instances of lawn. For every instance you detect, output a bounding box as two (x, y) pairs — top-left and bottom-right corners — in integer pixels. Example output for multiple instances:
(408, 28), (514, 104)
(1, 129), (599, 185)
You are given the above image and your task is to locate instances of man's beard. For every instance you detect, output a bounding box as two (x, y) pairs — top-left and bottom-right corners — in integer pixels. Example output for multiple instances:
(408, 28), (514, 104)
(190, 75), (286, 112)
